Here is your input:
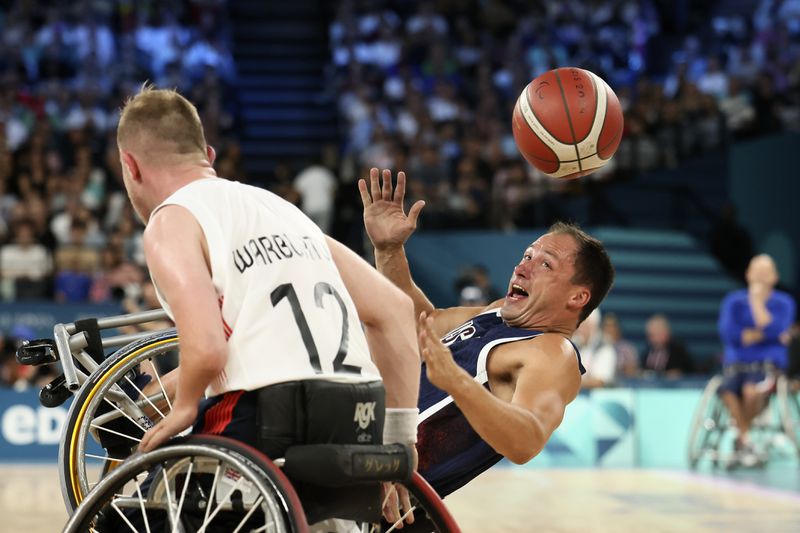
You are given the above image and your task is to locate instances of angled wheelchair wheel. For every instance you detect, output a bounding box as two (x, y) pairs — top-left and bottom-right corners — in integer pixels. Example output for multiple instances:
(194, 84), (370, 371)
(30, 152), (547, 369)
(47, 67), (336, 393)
(687, 375), (727, 469)
(63, 435), (307, 533)
(59, 329), (180, 512)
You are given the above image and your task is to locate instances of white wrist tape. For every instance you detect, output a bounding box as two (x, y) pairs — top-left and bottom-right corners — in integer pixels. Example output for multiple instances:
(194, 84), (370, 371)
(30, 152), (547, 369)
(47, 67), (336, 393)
(383, 407), (419, 444)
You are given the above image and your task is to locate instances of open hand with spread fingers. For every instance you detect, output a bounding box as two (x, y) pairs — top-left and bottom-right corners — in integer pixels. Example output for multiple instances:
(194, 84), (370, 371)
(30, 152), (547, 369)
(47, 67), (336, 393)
(358, 168), (425, 250)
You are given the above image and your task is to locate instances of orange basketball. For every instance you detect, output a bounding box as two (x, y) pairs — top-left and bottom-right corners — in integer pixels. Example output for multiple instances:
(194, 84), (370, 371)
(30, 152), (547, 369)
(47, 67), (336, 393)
(512, 67), (624, 179)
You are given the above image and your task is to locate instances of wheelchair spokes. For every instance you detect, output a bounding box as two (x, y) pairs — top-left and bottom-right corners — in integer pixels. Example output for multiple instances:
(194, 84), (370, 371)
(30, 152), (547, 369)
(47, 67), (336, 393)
(62, 331), (179, 510)
(64, 442), (294, 533)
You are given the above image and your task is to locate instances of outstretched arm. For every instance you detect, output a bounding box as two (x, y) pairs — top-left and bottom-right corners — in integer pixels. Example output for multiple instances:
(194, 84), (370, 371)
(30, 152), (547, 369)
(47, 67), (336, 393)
(326, 236), (420, 410)
(359, 168), (431, 314)
(359, 167), (488, 336)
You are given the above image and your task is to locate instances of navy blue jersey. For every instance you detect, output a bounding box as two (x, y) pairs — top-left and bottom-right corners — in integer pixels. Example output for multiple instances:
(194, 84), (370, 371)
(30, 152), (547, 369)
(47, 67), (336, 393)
(417, 309), (585, 497)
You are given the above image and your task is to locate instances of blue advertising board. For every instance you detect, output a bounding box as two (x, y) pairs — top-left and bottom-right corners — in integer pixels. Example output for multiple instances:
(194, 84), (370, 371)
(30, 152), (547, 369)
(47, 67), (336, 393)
(0, 389), (70, 462)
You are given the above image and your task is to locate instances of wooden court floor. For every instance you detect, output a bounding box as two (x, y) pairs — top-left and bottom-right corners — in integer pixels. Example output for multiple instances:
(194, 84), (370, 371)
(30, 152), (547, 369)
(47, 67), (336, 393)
(1, 464), (798, 532)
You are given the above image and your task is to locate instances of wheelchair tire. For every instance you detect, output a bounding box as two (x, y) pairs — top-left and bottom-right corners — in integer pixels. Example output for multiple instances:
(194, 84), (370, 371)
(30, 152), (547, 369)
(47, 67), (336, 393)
(687, 375), (724, 469)
(63, 435), (307, 533)
(59, 329), (179, 512)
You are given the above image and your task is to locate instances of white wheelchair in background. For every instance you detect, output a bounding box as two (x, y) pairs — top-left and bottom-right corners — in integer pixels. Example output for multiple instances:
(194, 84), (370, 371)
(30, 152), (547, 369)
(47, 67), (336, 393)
(687, 363), (800, 469)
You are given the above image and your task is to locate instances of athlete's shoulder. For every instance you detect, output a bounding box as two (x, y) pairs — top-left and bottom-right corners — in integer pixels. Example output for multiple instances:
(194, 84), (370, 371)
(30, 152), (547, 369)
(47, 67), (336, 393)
(491, 332), (582, 381)
(523, 332), (577, 356)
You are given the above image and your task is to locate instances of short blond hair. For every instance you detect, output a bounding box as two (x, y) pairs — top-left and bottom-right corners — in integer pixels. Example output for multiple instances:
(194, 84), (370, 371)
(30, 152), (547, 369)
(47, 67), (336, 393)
(117, 85), (207, 161)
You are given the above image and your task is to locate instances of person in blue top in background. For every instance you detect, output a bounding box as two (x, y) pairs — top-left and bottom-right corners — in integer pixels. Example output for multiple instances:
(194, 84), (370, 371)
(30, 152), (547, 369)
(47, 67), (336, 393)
(718, 254), (796, 458)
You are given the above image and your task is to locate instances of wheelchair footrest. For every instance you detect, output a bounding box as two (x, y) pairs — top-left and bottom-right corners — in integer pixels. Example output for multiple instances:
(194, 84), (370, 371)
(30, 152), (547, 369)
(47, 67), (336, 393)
(16, 339), (58, 366)
(39, 374), (72, 408)
(283, 443), (413, 487)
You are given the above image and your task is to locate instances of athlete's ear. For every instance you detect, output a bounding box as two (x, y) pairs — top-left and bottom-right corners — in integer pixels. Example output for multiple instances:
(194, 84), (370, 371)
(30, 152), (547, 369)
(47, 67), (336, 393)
(567, 287), (591, 312)
(207, 145), (216, 165)
(120, 151), (142, 183)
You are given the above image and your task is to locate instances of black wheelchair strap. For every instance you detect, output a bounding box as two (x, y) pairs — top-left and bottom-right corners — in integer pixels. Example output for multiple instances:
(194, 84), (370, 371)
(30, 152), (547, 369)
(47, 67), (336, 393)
(74, 318), (105, 365)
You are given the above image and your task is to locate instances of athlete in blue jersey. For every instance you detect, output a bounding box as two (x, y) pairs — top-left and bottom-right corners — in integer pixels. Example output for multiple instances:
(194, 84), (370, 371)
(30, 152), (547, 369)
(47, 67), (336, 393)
(359, 168), (615, 499)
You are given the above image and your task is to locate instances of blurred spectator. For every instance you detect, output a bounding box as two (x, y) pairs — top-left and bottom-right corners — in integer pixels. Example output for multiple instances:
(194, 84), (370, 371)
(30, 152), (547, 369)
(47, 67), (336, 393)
(643, 314), (694, 376)
(717, 254), (796, 458)
(719, 78), (756, 137)
(0, 218), (51, 300)
(602, 312), (640, 378)
(454, 264), (501, 306)
(573, 309), (617, 388)
(120, 280), (173, 334)
(294, 159), (338, 233)
(53, 219), (99, 302)
(447, 157), (488, 228)
(268, 161), (301, 205)
(697, 56), (728, 100)
(89, 245), (144, 303)
(0, 331), (23, 388)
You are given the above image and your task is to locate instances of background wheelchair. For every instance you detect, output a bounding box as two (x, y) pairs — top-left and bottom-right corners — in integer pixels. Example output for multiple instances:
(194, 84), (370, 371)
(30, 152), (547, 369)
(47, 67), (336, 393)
(63, 435), (460, 532)
(687, 366), (800, 469)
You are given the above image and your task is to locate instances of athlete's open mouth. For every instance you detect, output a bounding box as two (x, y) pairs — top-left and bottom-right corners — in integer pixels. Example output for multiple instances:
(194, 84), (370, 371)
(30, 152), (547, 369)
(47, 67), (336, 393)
(507, 284), (529, 299)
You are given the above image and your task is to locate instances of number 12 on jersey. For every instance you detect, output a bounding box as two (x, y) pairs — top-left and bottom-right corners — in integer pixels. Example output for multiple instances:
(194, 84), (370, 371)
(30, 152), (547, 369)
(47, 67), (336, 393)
(270, 282), (361, 375)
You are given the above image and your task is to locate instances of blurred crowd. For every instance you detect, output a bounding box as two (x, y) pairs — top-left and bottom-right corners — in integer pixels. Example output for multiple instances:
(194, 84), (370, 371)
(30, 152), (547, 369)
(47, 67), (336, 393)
(3, 0), (800, 387)
(330, 0), (800, 230)
(0, 0), (239, 311)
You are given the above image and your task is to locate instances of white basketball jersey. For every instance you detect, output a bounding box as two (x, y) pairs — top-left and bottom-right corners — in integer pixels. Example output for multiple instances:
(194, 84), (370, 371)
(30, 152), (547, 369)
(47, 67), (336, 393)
(152, 177), (380, 396)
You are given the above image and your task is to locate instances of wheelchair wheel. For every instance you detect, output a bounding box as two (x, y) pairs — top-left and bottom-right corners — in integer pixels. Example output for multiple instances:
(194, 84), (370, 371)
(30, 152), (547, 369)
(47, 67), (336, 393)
(59, 329), (180, 512)
(63, 435), (306, 533)
(687, 375), (727, 469)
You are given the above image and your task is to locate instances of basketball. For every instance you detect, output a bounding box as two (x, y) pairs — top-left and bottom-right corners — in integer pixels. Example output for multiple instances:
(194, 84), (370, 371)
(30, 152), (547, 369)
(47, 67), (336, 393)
(512, 67), (624, 179)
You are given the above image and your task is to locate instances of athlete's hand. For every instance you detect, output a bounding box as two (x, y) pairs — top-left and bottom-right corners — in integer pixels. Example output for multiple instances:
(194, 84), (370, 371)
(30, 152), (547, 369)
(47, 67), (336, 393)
(139, 402), (197, 453)
(381, 442), (418, 526)
(419, 311), (471, 394)
(382, 481), (415, 527)
(359, 168), (425, 250)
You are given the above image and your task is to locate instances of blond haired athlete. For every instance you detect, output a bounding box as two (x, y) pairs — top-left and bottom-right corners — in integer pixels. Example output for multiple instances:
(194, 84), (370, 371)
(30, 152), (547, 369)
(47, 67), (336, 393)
(114, 87), (420, 525)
